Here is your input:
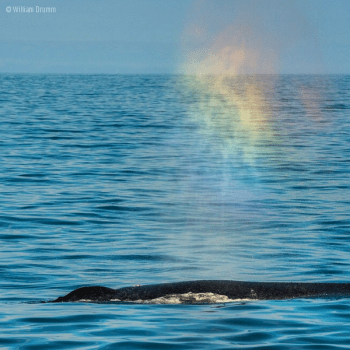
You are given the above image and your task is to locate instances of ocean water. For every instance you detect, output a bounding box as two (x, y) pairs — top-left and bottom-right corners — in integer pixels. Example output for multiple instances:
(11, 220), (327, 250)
(0, 73), (350, 349)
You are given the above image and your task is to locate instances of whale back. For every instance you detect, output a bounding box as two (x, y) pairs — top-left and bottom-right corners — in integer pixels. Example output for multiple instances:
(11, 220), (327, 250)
(53, 286), (116, 302)
(52, 281), (350, 303)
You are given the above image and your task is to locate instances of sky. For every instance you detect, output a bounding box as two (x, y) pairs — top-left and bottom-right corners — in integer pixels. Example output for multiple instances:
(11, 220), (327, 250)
(0, 0), (349, 74)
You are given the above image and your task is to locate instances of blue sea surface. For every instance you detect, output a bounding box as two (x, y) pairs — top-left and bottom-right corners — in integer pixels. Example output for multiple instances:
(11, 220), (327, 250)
(0, 74), (350, 349)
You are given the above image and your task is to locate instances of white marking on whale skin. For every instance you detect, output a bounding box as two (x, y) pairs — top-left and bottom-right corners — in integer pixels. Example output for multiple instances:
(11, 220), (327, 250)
(127, 292), (253, 304)
(250, 289), (258, 299)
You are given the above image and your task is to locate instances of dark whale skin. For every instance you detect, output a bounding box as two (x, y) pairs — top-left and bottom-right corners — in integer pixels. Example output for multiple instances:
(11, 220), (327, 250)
(52, 280), (350, 303)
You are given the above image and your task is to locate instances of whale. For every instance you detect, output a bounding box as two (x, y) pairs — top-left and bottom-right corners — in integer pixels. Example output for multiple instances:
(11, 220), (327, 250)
(52, 280), (350, 303)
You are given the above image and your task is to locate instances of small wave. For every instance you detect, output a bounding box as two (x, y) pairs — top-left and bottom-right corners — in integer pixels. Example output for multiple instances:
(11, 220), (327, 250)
(324, 103), (349, 110)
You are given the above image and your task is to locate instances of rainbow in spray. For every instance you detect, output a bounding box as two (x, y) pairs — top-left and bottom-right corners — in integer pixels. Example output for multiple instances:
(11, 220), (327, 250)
(178, 0), (322, 164)
(180, 19), (278, 163)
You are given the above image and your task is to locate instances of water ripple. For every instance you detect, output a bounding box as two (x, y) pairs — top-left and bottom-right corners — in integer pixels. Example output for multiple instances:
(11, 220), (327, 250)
(0, 74), (350, 349)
